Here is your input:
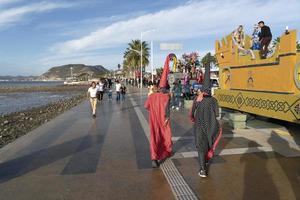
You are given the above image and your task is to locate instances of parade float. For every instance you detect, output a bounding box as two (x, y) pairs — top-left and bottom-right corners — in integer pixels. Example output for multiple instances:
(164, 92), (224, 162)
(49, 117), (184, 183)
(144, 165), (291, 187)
(214, 29), (300, 124)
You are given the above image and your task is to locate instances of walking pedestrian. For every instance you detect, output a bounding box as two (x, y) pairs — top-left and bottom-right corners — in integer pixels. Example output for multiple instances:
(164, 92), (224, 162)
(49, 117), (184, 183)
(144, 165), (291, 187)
(258, 21), (272, 59)
(98, 79), (104, 101)
(108, 88), (113, 100)
(189, 64), (222, 178)
(172, 80), (182, 110)
(96, 82), (100, 101)
(144, 54), (174, 168)
(184, 81), (191, 100)
(87, 82), (98, 118)
(115, 80), (121, 101)
(120, 84), (127, 101)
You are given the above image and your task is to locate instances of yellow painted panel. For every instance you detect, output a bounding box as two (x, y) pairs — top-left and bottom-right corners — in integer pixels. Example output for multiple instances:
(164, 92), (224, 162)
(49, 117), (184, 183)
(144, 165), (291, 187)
(215, 89), (300, 124)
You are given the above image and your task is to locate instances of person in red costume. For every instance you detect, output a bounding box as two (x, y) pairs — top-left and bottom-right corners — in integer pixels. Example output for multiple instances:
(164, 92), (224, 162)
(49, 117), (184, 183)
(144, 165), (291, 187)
(144, 54), (175, 168)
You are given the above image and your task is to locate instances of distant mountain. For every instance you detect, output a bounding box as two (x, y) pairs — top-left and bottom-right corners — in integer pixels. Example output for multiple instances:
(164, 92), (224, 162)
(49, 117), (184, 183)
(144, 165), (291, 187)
(41, 64), (109, 80)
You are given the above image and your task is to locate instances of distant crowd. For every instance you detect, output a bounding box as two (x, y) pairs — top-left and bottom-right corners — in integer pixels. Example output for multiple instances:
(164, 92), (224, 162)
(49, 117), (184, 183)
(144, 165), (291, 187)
(87, 79), (127, 118)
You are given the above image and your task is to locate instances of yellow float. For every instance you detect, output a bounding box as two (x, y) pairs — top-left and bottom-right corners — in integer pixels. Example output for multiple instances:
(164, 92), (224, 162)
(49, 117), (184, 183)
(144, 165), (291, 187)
(215, 30), (300, 123)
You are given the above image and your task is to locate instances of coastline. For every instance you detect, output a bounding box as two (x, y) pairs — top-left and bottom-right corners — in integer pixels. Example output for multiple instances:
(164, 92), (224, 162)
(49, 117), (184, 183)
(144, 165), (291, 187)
(0, 93), (86, 148)
(0, 85), (88, 93)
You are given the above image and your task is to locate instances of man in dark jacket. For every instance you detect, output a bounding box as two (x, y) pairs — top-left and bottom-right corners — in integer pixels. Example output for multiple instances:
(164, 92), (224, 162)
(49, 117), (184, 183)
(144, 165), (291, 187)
(258, 21), (272, 59)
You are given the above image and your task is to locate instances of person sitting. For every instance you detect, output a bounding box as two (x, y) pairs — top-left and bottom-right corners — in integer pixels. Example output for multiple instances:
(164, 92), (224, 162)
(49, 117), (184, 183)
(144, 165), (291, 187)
(251, 24), (261, 50)
(232, 25), (255, 60)
(258, 21), (272, 59)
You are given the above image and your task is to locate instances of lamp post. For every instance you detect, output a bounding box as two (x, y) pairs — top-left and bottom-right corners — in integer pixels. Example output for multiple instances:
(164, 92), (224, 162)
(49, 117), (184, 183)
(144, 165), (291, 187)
(140, 29), (155, 88)
(151, 40), (154, 83)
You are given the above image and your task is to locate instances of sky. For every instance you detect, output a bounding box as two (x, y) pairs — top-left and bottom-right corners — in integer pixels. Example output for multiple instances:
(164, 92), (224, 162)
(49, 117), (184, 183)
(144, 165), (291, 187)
(0, 0), (300, 76)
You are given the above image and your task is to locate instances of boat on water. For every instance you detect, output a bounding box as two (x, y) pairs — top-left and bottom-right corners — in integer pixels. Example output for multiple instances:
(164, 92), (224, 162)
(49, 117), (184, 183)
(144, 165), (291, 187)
(215, 29), (300, 124)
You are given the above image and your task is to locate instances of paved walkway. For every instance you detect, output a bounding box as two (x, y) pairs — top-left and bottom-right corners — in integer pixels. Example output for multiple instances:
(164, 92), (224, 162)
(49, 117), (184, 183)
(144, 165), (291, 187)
(0, 89), (300, 200)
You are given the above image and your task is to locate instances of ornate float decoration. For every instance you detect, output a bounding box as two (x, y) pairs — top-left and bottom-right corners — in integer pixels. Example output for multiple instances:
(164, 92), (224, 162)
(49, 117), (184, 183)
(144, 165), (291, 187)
(215, 30), (300, 123)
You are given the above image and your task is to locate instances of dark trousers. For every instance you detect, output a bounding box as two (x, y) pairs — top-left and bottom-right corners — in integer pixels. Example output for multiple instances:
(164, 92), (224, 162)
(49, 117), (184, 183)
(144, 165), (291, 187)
(197, 150), (206, 168)
(99, 91), (104, 100)
(116, 92), (121, 101)
(96, 91), (100, 101)
(260, 37), (272, 58)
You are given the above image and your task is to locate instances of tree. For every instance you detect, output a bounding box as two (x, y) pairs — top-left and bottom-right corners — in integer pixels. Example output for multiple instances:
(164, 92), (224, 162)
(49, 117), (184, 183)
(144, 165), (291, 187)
(123, 39), (150, 76)
(117, 64), (121, 70)
(201, 52), (217, 67)
(272, 37), (280, 46)
(297, 41), (300, 51)
(156, 67), (163, 77)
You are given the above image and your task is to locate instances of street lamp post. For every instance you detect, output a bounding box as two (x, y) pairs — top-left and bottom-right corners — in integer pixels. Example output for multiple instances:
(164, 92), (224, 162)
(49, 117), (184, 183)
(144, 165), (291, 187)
(140, 29), (155, 88)
(140, 32), (143, 88)
(151, 41), (154, 83)
(128, 29), (155, 88)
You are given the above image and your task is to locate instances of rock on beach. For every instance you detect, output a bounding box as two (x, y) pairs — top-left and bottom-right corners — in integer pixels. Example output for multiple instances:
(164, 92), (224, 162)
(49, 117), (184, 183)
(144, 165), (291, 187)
(0, 93), (86, 148)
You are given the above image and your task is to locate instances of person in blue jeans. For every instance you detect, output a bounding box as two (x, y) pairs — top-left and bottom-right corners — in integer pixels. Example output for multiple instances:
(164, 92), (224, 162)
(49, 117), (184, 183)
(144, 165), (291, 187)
(172, 80), (182, 110)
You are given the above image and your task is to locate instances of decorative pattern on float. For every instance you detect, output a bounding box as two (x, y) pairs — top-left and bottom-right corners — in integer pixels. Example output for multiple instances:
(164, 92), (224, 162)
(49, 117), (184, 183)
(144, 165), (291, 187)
(215, 90), (300, 122)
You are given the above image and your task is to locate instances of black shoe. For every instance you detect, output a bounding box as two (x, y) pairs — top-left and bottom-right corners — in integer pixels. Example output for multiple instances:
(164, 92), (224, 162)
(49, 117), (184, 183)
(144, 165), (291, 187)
(198, 167), (207, 178)
(151, 160), (159, 168)
(93, 114), (96, 118)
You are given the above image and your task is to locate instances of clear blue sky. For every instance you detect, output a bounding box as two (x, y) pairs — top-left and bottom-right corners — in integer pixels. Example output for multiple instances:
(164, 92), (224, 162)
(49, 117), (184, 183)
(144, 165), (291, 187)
(0, 0), (300, 76)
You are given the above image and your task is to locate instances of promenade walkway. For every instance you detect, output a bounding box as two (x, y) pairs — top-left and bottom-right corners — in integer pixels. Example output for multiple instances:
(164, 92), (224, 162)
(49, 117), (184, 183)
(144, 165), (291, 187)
(0, 89), (299, 200)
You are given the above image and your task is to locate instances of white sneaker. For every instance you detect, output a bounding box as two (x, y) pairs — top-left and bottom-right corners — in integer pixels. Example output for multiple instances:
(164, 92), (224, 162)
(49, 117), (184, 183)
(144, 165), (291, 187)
(198, 170), (207, 178)
(176, 107), (179, 111)
(172, 106), (175, 109)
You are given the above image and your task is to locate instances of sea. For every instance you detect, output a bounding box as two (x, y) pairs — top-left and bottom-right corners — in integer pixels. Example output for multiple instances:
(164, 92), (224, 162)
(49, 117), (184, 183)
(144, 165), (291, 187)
(0, 81), (82, 115)
(0, 81), (63, 88)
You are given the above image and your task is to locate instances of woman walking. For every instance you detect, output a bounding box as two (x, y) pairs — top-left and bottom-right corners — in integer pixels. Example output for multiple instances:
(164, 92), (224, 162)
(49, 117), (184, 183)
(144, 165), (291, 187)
(87, 81), (98, 118)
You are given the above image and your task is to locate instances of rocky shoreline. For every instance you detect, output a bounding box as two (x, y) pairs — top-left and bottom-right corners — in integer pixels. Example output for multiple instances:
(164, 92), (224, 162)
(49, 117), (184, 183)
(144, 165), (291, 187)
(0, 85), (88, 93)
(0, 93), (86, 148)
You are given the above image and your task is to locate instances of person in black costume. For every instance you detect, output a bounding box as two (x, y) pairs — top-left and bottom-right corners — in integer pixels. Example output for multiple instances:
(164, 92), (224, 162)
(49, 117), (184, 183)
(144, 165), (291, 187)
(190, 64), (220, 178)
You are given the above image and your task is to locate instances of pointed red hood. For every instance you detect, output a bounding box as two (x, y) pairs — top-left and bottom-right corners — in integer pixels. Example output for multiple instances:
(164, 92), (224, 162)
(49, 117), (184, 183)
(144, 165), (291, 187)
(159, 53), (176, 89)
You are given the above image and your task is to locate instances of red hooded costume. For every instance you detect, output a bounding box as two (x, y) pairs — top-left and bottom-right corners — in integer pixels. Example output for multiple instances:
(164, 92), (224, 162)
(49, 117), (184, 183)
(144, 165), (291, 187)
(144, 54), (175, 161)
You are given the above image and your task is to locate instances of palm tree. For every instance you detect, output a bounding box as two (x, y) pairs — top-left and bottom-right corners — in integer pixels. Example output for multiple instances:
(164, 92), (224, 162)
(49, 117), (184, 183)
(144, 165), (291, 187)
(123, 39), (150, 76)
(272, 37), (280, 46)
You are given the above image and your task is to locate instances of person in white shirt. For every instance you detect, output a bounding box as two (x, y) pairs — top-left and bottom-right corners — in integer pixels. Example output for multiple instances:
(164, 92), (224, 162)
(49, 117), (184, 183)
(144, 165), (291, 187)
(99, 80), (104, 100)
(115, 80), (122, 101)
(96, 82), (100, 101)
(87, 81), (98, 118)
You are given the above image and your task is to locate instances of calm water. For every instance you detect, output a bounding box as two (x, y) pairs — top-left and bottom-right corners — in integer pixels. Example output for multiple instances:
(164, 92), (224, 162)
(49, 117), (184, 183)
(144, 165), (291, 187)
(0, 91), (81, 115)
(0, 81), (83, 115)
(0, 81), (64, 88)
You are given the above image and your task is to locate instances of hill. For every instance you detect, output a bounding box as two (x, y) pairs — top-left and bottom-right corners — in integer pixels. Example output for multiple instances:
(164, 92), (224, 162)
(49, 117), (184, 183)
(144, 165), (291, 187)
(41, 64), (109, 80)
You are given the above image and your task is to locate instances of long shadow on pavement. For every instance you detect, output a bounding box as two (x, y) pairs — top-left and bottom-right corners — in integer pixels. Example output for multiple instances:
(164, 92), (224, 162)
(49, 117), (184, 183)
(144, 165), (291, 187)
(0, 134), (104, 184)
